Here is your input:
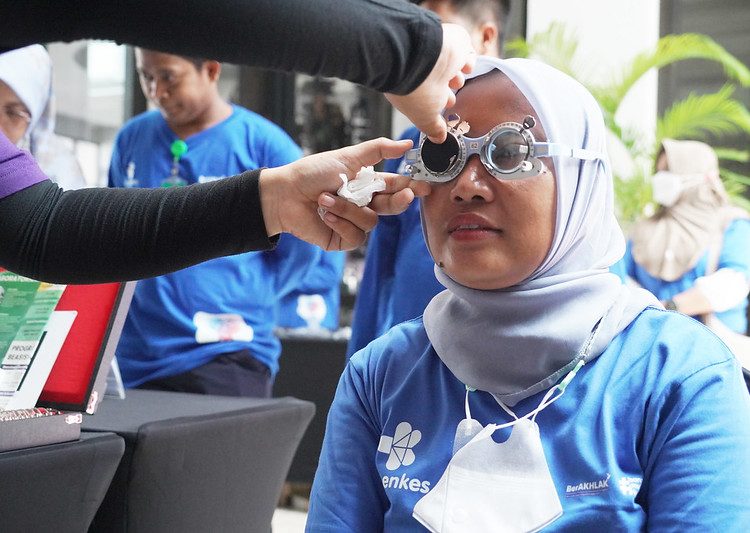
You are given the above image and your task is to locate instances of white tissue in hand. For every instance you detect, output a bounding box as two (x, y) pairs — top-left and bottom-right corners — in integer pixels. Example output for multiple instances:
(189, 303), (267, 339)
(337, 166), (387, 207)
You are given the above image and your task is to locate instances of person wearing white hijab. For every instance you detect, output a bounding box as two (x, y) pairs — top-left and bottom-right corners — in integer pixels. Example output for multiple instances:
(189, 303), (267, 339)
(0, 45), (87, 190)
(620, 139), (750, 334)
(307, 57), (750, 531)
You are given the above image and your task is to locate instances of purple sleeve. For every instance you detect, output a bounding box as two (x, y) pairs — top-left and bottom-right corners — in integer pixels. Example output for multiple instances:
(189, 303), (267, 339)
(0, 132), (48, 199)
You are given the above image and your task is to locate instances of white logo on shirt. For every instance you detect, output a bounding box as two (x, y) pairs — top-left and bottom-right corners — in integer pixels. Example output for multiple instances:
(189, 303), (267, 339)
(193, 312), (254, 343)
(565, 473), (610, 497)
(378, 421), (421, 471)
(378, 422), (432, 494)
(618, 476), (643, 496)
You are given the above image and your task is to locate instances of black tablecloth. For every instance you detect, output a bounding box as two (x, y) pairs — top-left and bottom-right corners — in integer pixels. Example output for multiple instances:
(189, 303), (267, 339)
(83, 389), (314, 533)
(274, 335), (348, 483)
(0, 431), (124, 533)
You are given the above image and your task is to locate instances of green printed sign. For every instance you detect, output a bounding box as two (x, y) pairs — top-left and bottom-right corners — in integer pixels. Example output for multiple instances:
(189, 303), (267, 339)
(0, 272), (65, 393)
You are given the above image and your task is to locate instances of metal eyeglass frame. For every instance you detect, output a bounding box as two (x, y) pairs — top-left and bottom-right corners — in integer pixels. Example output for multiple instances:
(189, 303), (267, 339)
(404, 115), (602, 183)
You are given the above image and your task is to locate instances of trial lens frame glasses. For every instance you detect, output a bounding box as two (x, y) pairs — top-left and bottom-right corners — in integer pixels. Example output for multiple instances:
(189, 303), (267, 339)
(404, 115), (602, 183)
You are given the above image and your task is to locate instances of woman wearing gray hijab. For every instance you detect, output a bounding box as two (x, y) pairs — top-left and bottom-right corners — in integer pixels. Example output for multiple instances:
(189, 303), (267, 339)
(307, 57), (750, 531)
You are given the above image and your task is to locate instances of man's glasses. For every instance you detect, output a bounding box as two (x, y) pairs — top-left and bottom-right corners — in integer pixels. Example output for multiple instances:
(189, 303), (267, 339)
(404, 115), (602, 183)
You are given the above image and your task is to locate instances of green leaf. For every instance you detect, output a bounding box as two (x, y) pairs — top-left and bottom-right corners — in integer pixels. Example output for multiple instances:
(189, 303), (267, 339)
(595, 34), (750, 116)
(721, 168), (750, 187)
(732, 196), (750, 211)
(613, 172), (654, 227)
(518, 22), (583, 81)
(656, 85), (750, 146)
(718, 169), (750, 209)
(508, 24), (750, 224)
(714, 148), (750, 163)
(505, 37), (529, 58)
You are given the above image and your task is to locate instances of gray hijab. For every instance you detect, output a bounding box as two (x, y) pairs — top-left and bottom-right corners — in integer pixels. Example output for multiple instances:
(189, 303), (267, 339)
(422, 57), (657, 406)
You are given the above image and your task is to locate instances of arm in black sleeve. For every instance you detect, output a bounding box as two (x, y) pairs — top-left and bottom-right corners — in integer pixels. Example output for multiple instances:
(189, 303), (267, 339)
(0, 171), (276, 284)
(1, 0), (442, 95)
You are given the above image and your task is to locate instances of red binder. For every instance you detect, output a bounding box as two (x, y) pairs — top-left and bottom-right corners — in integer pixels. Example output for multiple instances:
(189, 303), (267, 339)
(39, 281), (135, 413)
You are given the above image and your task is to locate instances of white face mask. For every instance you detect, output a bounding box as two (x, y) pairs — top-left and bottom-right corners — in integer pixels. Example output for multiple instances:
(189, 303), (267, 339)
(413, 417), (562, 533)
(412, 318), (600, 533)
(412, 360), (586, 533)
(651, 170), (683, 207)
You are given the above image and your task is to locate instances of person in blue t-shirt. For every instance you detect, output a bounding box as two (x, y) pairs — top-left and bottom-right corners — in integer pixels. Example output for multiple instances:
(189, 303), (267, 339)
(348, 0), (509, 357)
(614, 138), (750, 334)
(307, 57), (750, 531)
(109, 49), (323, 397)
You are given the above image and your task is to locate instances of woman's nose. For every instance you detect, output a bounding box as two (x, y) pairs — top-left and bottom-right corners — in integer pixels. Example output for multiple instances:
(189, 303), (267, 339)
(450, 156), (495, 203)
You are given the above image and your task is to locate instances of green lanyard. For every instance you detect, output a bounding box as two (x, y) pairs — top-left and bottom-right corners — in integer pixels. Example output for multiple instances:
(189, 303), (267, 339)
(162, 139), (189, 187)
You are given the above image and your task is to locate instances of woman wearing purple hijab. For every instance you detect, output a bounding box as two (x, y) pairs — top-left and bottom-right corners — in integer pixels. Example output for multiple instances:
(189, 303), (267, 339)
(0, 45), (87, 191)
(307, 57), (750, 531)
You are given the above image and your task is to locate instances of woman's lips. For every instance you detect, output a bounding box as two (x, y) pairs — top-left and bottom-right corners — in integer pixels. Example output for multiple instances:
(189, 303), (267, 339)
(447, 214), (500, 240)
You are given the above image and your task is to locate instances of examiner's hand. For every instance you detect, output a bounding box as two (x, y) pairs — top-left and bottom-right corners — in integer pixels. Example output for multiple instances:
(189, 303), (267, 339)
(259, 138), (431, 251)
(385, 23), (476, 143)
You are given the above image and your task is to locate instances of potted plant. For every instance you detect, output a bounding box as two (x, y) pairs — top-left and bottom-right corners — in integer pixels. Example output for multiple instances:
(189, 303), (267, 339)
(507, 23), (750, 226)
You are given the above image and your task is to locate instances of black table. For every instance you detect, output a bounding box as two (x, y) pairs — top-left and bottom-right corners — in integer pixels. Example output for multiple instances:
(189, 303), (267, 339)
(0, 431), (124, 533)
(82, 389), (314, 533)
(274, 335), (348, 483)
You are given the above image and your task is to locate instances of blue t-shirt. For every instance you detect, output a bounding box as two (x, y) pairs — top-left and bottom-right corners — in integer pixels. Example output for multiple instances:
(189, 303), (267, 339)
(109, 106), (322, 386)
(308, 308), (750, 531)
(347, 126), (443, 357)
(275, 250), (345, 331)
(615, 219), (750, 333)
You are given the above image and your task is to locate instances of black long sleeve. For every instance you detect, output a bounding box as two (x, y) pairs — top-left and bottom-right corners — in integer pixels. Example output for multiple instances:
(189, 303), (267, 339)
(0, 172), (275, 284)
(1, 0), (442, 95)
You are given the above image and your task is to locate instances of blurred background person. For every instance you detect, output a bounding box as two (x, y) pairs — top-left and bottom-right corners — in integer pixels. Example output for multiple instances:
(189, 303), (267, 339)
(347, 0), (510, 357)
(109, 49), (322, 398)
(280, 81), (347, 334)
(304, 87), (351, 154)
(615, 139), (750, 335)
(0, 45), (86, 190)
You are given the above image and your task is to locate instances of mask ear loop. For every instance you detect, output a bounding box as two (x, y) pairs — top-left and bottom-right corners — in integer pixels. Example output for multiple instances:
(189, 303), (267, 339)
(498, 397), (519, 421)
(490, 359), (585, 431)
(464, 384), (477, 421)
(530, 359), (585, 423)
(529, 312), (605, 422)
(489, 311), (607, 430)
